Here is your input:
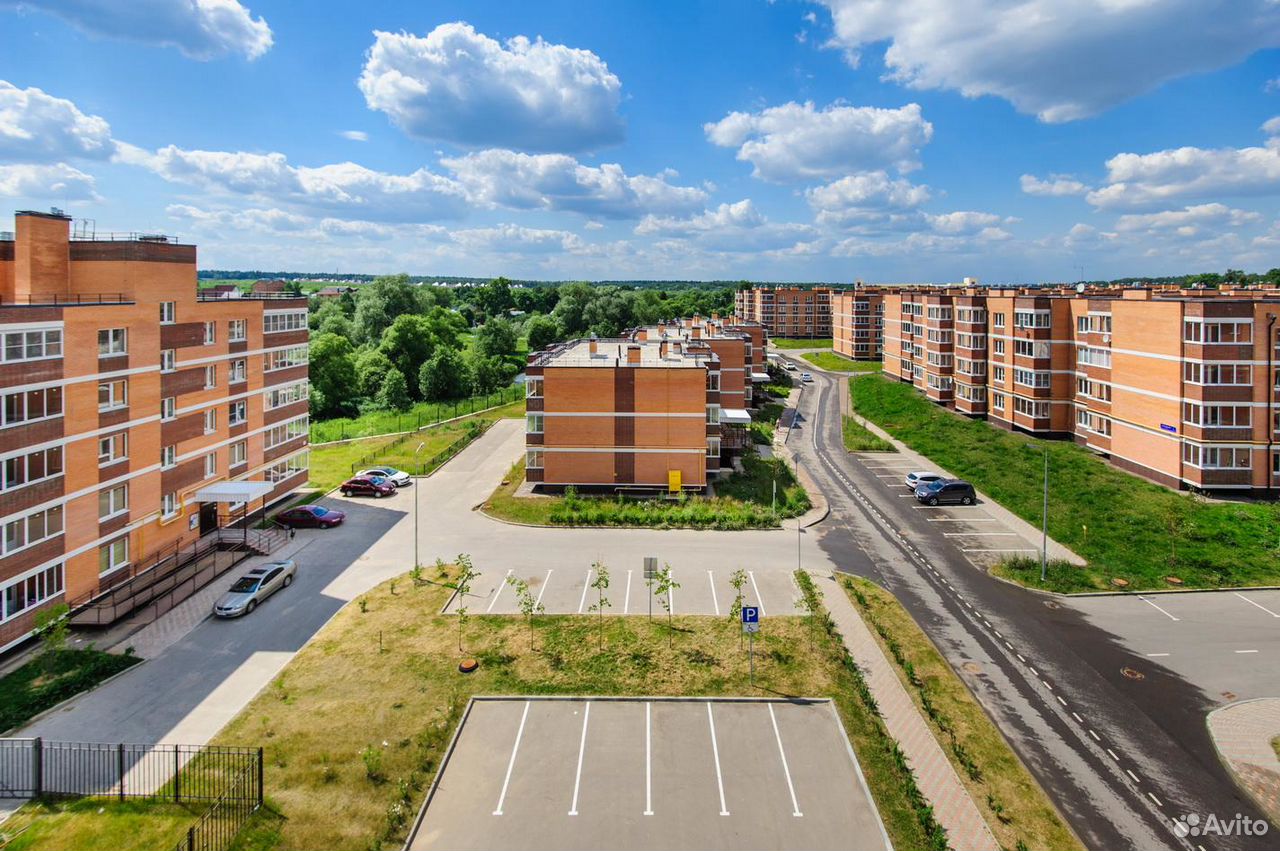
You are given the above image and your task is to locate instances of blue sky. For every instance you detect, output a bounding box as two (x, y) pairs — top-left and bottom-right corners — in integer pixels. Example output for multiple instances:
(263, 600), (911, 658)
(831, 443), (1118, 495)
(2, 0), (1279, 283)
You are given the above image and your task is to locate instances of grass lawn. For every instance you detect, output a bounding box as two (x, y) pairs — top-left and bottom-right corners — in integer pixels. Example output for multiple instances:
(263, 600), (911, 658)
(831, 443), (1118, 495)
(771, 337), (833, 350)
(843, 416), (894, 452)
(482, 452), (810, 529)
(750, 401), (785, 444)
(0, 799), (203, 851)
(1, 648), (141, 732)
(842, 576), (1082, 851)
(310, 386), (524, 443)
(850, 375), (1280, 592)
(209, 564), (958, 851)
(307, 401), (524, 493)
(802, 351), (882, 373)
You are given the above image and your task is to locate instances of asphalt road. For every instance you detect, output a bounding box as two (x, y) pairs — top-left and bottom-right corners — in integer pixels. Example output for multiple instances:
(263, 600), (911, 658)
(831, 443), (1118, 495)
(787, 361), (1272, 851)
(409, 697), (889, 851)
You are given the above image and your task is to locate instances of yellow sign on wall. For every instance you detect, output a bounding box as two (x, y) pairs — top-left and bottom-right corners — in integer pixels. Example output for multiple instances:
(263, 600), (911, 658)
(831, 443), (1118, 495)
(668, 470), (681, 493)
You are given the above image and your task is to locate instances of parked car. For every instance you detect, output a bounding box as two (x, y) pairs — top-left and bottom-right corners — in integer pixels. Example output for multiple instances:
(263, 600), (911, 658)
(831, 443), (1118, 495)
(358, 466), (411, 487)
(905, 471), (945, 490)
(800, 372), (814, 383)
(784, 362), (798, 371)
(213, 560), (297, 618)
(275, 504), (346, 529)
(341, 475), (396, 498)
(915, 479), (976, 506)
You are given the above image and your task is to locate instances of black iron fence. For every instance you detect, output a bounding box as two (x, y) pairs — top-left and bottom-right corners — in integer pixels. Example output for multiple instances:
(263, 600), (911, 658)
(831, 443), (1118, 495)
(173, 762), (260, 851)
(0, 739), (261, 804)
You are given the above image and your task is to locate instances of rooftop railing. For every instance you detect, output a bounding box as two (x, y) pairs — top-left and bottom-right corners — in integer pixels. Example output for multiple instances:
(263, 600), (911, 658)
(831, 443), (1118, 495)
(0, 292), (130, 306)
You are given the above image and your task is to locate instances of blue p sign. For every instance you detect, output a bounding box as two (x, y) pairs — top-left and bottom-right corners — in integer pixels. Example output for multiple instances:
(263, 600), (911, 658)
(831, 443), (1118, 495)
(741, 606), (759, 624)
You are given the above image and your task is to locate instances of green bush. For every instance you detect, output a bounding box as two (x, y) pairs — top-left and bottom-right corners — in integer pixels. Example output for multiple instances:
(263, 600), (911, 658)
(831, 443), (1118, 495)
(0, 648), (140, 731)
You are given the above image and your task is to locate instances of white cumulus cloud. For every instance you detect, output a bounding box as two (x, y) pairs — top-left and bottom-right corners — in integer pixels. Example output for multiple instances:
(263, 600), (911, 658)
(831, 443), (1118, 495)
(1113, 203), (1261, 234)
(704, 101), (932, 182)
(1020, 173), (1089, 197)
(0, 162), (97, 199)
(0, 81), (116, 163)
(358, 23), (624, 153)
(1, 0), (272, 60)
(817, 0), (1280, 123)
(635, 200), (815, 252)
(339, 130), (369, 142)
(441, 148), (705, 219)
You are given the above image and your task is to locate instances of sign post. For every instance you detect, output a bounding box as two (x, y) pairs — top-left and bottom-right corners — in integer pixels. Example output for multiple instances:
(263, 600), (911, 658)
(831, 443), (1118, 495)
(741, 605), (760, 686)
(644, 557), (657, 621)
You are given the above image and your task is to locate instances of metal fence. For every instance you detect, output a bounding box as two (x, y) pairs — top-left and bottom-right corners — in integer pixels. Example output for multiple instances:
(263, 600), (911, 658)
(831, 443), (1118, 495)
(172, 762), (261, 851)
(0, 738), (261, 804)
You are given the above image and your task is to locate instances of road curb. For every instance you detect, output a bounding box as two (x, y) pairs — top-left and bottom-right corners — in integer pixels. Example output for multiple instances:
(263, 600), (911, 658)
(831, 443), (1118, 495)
(7, 658), (143, 736)
(984, 567), (1280, 599)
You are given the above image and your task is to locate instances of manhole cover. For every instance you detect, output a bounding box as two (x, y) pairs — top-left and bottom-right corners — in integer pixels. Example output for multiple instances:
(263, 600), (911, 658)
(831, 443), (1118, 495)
(1222, 691), (1237, 701)
(962, 661), (982, 674)
(1043, 600), (1061, 610)
(1121, 667), (1145, 680)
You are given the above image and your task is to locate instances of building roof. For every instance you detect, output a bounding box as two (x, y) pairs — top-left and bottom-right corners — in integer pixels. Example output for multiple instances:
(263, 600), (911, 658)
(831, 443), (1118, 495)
(533, 338), (717, 368)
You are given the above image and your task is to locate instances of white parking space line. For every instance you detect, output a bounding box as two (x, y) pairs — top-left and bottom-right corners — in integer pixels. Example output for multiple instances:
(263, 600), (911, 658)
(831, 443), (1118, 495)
(534, 569), (553, 608)
(943, 531), (1019, 537)
(624, 570), (633, 615)
(898, 494), (918, 498)
(644, 702), (653, 816)
(768, 704), (803, 818)
(487, 569), (513, 613)
(1146, 652), (1171, 658)
(749, 570), (766, 616)
(707, 571), (720, 616)
(962, 548), (1036, 553)
(1235, 649), (1259, 654)
(568, 702), (590, 816)
(706, 702), (729, 816)
(1138, 595), (1180, 622)
(926, 518), (999, 522)
(577, 569), (593, 614)
(1234, 592), (1280, 618)
(492, 701), (530, 816)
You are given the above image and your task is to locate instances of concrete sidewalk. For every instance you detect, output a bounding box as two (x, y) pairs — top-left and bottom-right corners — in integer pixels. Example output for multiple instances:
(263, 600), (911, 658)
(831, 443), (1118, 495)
(814, 571), (1000, 851)
(1207, 699), (1280, 825)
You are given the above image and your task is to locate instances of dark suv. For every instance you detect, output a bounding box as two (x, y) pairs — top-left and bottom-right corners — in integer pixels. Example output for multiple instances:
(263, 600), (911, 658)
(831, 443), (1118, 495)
(914, 478), (976, 506)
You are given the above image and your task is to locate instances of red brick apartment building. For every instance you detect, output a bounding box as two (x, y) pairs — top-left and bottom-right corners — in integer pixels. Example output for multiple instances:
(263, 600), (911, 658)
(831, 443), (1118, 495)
(831, 289), (885, 361)
(524, 331), (748, 491)
(734, 285), (834, 338)
(881, 283), (1280, 495)
(0, 210), (309, 651)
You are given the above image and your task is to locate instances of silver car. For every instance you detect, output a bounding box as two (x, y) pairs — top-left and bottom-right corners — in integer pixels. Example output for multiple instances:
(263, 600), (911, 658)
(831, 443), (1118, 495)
(358, 466), (411, 487)
(213, 560), (297, 618)
(905, 471), (944, 490)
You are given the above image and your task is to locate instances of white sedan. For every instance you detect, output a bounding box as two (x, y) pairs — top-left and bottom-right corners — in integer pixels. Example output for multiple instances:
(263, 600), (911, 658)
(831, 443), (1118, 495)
(905, 471), (945, 490)
(358, 466), (411, 487)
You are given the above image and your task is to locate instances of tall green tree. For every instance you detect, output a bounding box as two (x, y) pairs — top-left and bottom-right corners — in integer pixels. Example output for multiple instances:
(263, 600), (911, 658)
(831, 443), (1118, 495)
(375, 367), (412, 411)
(550, 282), (594, 337)
(419, 348), (470, 401)
(524, 313), (560, 352)
(468, 353), (517, 394)
(352, 274), (427, 343)
(475, 317), (518, 359)
(309, 332), (358, 418)
(355, 348), (394, 399)
(475, 276), (515, 320)
(379, 314), (438, 397)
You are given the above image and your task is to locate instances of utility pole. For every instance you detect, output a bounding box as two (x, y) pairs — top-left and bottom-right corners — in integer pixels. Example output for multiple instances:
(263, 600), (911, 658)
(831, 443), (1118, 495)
(1040, 448), (1049, 583)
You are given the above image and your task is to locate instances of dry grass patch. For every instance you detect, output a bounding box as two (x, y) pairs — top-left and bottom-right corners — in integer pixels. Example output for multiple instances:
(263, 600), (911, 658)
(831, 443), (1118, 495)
(842, 576), (1082, 851)
(211, 566), (941, 851)
(0, 799), (203, 851)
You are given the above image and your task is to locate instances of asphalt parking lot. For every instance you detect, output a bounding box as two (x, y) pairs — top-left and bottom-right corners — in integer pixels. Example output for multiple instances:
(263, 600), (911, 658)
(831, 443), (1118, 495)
(854, 455), (1039, 568)
(1064, 589), (1280, 702)
(444, 565), (806, 616)
(407, 697), (889, 851)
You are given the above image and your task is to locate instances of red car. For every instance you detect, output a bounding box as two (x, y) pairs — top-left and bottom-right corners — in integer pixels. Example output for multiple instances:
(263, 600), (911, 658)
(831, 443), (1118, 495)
(275, 504), (346, 529)
(341, 475), (396, 498)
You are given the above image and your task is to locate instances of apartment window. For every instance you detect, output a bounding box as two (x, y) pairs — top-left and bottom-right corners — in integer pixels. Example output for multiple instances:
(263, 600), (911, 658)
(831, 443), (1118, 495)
(1183, 404), (1250, 428)
(162, 492), (179, 519)
(98, 380), (127, 412)
(264, 380), (309, 410)
(1, 563), (64, 624)
(265, 452), (308, 482)
(707, 436), (722, 458)
(926, 329), (953, 344)
(926, 306), (953, 321)
(1014, 397), (1049, 419)
(99, 537), (129, 576)
(1014, 310), (1050, 329)
(98, 432), (127, 466)
(956, 358), (986, 377)
(926, 352), (953, 368)
(2, 387), (63, 427)
(992, 365), (1006, 383)
(2, 447), (63, 492)
(706, 405), (721, 425)
(1077, 347), (1112, 368)
(263, 310), (307, 334)
(926, 373), (953, 391)
(1184, 362), (1251, 385)
(162, 444), (177, 469)
(1184, 444), (1251, 469)
(160, 349), (176, 373)
(229, 359), (247, 384)
(204, 364), (217, 389)
(229, 440), (247, 468)
(4, 505), (64, 556)
(1076, 408), (1090, 428)
(956, 384), (986, 403)
(98, 484), (128, 520)
(160, 302), (176, 324)
(204, 452), (217, 479)
(956, 333), (986, 349)
(203, 321), (216, 345)
(706, 371), (720, 391)
(265, 345), (309, 371)
(1183, 320), (1251, 344)
(204, 409), (217, 434)
(526, 449), (544, 469)
(992, 312), (1006, 329)
(1076, 316), (1089, 334)
(526, 414), (544, 434)
(161, 396), (176, 421)
(525, 377), (544, 398)
(228, 400), (247, 426)
(991, 392), (1006, 411)
(1014, 339), (1050, 358)
(992, 339), (1005, 357)
(228, 319), (247, 342)
(1014, 368), (1050, 388)
(2, 327), (62, 363)
(97, 328), (126, 357)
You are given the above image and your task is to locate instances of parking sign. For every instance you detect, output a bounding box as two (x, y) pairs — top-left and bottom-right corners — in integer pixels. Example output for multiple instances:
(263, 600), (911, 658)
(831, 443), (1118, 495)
(741, 605), (760, 633)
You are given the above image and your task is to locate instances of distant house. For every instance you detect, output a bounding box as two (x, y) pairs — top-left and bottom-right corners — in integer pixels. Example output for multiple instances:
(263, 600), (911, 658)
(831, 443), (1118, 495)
(204, 284), (238, 299)
(250, 279), (288, 295)
(314, 286), (355, 298)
